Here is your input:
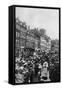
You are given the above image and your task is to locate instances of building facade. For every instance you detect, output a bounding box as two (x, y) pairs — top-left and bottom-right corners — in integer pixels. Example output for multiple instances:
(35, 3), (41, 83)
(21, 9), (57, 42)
(40, 36), (51, 52)
(16, 18), (51, 57)
(16, 19), (40, 57)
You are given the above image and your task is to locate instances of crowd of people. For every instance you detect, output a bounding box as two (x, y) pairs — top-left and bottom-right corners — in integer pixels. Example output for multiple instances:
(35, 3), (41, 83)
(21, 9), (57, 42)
(15, 49), (60, 83)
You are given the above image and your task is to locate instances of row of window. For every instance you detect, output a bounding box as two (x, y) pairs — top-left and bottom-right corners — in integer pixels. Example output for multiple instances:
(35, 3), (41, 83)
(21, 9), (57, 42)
(16, 39), (25, 47)
(40, 44), (51, 50)
(16, 38), (39, 49)
(16, 31), (26, 38)
(16, 31), (39, 43)
(41, 40), (51, 45)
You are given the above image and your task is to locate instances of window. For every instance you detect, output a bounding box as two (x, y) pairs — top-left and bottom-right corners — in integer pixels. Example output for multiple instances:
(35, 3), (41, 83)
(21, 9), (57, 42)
(16, 39), (20, 46)
(16, 31), (20, 38)
(20, 31), (26, 38)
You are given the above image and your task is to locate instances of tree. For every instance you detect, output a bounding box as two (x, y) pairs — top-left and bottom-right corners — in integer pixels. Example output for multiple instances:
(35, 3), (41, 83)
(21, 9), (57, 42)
(31, 28), (40, 37)
(32, 28), (46, 37)
(44, 35), (50, 42)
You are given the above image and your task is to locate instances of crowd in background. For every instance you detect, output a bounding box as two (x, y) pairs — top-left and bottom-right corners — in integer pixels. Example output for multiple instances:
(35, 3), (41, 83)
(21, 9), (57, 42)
(15, 49), (60, 83)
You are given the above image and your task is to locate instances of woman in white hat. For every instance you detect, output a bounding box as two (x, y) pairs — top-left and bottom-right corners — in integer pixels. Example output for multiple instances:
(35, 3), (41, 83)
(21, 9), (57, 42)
(40, 61), (50, 82)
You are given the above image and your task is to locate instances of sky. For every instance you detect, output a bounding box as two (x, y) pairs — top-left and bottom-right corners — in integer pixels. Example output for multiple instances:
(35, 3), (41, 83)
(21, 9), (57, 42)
(16, 7), (59, 40)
